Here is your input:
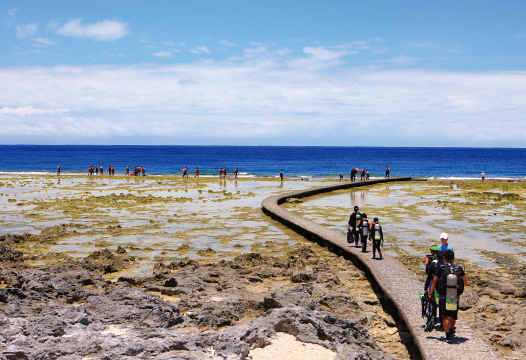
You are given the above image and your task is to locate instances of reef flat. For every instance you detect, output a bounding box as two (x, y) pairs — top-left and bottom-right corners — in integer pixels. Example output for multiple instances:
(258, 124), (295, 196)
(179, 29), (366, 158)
(0, 176), (525, 359)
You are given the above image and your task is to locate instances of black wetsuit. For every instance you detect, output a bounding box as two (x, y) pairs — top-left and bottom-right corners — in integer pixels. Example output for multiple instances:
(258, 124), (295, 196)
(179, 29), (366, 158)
(348, 211), (361, 246)
(370, 223), (383, 259)
(359, 218), (371, 252)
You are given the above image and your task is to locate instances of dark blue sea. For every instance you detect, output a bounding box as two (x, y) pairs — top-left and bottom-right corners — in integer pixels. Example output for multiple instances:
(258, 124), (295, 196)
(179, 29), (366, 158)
(0, 145), (524, 179)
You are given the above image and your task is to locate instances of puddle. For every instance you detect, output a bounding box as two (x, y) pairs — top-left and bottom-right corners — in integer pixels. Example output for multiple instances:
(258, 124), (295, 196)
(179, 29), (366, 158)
(99, 325), (127, 336)
(479, 295), (497, 302)
(146, 291), (181, 302)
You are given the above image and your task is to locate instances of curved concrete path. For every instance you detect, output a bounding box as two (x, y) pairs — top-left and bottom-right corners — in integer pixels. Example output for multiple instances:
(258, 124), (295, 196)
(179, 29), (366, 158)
(261, 178), (497, 360)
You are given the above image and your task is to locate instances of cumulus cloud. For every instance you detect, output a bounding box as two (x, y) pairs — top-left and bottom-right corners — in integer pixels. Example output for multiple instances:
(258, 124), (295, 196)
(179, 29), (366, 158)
(56, 19), (129, 41)
(0, 106), (69, 115)
(0, 56), (525, 146)
(16, 23), (38, 38)
(220, 40), (235, 46)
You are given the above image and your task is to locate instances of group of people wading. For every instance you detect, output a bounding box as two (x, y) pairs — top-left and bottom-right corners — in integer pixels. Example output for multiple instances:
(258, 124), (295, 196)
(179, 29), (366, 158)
(87, 165), (115, 176)
(126, 166), (146, 176)
(339, 166), (390, 182)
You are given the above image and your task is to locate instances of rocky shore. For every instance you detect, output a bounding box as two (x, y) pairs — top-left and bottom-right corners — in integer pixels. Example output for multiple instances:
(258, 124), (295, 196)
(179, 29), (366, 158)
(0, 235), (417, 359)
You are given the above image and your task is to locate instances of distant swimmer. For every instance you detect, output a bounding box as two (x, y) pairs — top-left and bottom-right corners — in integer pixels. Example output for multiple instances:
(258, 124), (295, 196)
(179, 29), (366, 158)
(385, 166), (390, 179)
(57, 165), (60, 176)
(481, 171), (485, 182)
(195, 167), (199, 178)
(234, 168), (238, 179)
(280, 170), (284, 181)
(126, 166), (129, 176)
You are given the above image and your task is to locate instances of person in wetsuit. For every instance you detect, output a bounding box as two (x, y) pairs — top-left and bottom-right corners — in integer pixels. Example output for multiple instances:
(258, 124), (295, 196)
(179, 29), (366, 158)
(347, 206), (362, 247)
(359, 213), (371, 252)
(370, 217), (383, 259)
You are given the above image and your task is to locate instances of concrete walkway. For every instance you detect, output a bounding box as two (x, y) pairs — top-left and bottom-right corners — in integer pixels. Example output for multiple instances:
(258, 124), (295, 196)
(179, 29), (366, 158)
(261, 178), (497, 360)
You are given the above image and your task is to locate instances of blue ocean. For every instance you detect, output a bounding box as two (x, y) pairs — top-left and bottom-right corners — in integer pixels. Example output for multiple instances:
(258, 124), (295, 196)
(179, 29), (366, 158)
(0, 145), (524, 179)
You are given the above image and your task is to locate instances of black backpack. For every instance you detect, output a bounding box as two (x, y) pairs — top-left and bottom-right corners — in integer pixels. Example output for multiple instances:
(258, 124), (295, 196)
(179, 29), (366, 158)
(436, 263), (464, 296)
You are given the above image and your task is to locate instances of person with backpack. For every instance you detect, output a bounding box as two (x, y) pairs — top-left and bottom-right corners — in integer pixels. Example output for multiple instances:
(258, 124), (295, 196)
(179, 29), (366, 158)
(369, 217), (383, 259)
(359, 213), (371, 253)
(424, 251), (445, 329)
(347, 206), (362, 247)
(429, 250), (467, 343)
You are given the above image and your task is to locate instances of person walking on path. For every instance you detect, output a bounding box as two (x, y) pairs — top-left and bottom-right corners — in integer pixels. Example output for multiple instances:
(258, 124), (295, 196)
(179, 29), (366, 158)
(347, 206), (362, 247)
(481, 171), (485, 182)
(370, 217), (383, 259)
(359, 213), (371, 253)
(438, 233), (453, 252)
(195, 167), (199, 178)
(385, 166), (390, 179)
(429, 250), (467, 343)
(361, 169), (366, 182)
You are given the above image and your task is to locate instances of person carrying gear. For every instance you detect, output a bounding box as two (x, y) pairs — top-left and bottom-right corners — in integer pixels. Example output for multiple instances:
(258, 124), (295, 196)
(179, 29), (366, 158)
(429, 250), (467, 343)
(359, 213), (371, 253)
(347, 206), (362, 247)
(424, 245), (439, 267)
(424, 251), (445, 330)
(369, 217), (383, 259)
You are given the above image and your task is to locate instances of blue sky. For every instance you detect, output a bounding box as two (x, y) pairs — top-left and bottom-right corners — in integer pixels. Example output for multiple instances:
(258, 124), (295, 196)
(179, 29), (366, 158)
(1, 1), (526, 146)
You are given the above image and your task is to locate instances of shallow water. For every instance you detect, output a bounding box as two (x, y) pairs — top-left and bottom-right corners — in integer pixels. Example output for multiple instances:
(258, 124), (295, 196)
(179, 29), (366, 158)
(283, 182), (526, 267)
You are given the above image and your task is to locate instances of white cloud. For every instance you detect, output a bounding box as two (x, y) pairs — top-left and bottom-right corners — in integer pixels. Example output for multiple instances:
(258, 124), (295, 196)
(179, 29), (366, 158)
(0, 106), (69, 115)
(33, 38), (57, 48)
(303, 46), (347, 60)
(57, 19), (129, 41)
(152, 50), (173, 58)
(189, 45), (210, 54)
(275, 47), (292, 56)
(16, 23), (38, 38)
(5, 8), (17, 26)
(220, 40), (235, 46)
(0, 57), (525, 146)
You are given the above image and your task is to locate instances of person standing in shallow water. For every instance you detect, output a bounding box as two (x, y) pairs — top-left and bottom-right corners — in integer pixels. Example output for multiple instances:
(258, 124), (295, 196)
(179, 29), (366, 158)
(481, 171), (485, 182)
(386, 166), (390, 179)
(280, 170), (283, 181)
(57, 165), (60, 176)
